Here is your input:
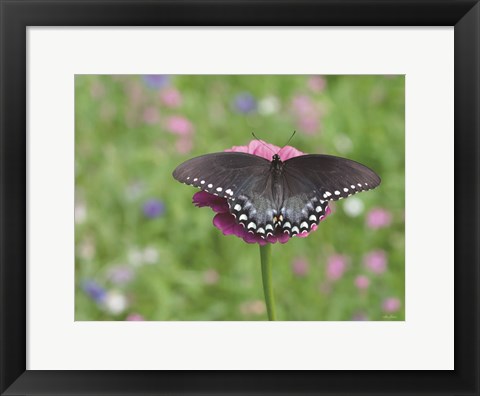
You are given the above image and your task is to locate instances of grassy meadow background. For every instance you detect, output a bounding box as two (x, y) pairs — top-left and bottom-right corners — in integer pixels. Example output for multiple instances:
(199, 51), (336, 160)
(75, 75), (405, 321)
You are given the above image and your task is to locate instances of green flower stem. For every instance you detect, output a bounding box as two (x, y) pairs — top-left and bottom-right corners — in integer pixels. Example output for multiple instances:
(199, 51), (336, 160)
(259, 244), (276, 321)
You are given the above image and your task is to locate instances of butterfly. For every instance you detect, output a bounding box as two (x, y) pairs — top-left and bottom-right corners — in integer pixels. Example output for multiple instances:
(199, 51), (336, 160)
(173, 151), (381, 238)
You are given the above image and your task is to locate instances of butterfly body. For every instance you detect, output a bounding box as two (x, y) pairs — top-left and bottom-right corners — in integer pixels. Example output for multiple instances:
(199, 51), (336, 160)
(173, 151), (380, 238)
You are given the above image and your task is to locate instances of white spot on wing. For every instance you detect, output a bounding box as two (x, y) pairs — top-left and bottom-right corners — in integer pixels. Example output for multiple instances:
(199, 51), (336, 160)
(247, 222), (256, 230)
(234, 204), (241, 211)
(316, 206), (323, 213)
(343, 188), (349, 192)
(300, 222), (308, 229)
(239, 214), (248, 221)
(216, 187), (222, 192)
(309, 215), (317, 221)
(335, 191), (341, 195)
(208, 184), (213, 188)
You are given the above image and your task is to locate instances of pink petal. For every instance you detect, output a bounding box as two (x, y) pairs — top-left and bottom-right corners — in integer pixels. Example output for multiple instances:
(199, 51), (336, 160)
(213, 213), (237, 235)
(192, 191), (229, 213)
(278, 145), (305, 160)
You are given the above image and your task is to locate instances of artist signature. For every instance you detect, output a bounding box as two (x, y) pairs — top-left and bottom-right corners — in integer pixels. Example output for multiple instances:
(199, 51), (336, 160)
(382, 314), (397, 319)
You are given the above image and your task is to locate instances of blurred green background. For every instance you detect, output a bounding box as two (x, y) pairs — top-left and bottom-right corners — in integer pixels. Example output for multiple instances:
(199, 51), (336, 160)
(75, 75), (405, 321)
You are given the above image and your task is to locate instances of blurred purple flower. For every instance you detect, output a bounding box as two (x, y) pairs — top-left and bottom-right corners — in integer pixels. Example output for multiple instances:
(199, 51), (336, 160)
(354, 275), (370, 290)
(366, 207), (392, 229)
(382, 297), (402, 313)
(142, 75), (169, 89)
(326, 254), (347, 281)
(82, 280), (106, 303)
(364, 250), (387, 274)
(308, 75), (327, 93)
(142, 106), (160, 125)
(126, 313), (144, 321)
(143, 199), (165, 218)
(233, 93), (257, 114)
(107, 265), (134, 285)
(292, 258), (309, 277)
(160, 87), (182, 108)
(165, 116), (194, 136)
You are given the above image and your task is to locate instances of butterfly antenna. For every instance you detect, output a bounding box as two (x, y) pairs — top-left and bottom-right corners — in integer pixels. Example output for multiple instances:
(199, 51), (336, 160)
(283, 130), (296, 148)
(251, 132), (276, 155)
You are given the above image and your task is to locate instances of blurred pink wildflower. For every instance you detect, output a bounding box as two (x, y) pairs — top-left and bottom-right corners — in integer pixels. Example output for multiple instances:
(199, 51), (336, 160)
(290, 95), (322, 135)
(326, 254), (347, 281)
(364, 250), (387, 274)
(354, 275), (370, 290)
(126, 313), (144, 321)
(292, 258), (309, 277)
(175, 137), (193, 154)
(366, 207), (392, 229)
(143, 106), (160, 124)
(160, 87), (182, 108)
(308, 75), (327, 93)
(191, 140), (330, 246)
(382, 297), (402, 313)
(165, 116), (194, 136)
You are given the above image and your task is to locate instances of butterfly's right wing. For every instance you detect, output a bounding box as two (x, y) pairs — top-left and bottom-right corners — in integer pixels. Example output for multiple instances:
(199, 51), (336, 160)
(277, 154), (381, 236)
(173, 152), (278, 234)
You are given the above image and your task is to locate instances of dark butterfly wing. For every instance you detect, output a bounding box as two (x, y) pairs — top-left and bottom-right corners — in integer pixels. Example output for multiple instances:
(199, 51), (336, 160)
(277, 155), (381, 236)
(172, 152), (269, 199)
(173, 152), (278, 233)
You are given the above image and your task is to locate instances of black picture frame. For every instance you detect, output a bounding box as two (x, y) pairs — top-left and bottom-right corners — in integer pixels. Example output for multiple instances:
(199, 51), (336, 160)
(1, 1), (479, 395)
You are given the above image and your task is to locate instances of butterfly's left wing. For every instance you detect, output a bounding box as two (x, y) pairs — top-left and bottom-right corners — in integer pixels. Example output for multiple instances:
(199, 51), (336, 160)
(278, 154), (381, 235)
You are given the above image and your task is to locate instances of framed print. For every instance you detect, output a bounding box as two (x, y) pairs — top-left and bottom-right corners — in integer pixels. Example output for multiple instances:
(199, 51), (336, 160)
(1, 1), (479, 395)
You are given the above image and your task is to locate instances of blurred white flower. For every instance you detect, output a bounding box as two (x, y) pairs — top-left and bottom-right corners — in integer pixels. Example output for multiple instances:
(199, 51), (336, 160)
(75, 201), (87, 224)
(125, 181), (144, 201)
(78, 238), (95, 260)
(103, 290), (128, 315)
(258, 96), (280, 115)
(343, 197), (364, 217)
(333, 134), (353, 154)
(143, 246), (159, 264)
(128, 248), (144, 267)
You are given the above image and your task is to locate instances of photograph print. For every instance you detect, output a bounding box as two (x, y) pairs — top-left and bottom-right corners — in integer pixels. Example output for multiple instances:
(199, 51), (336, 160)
(75, 75), (405, 321)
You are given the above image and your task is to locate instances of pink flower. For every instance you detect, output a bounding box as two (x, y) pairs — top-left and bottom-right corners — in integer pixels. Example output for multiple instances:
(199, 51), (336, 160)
(366, 207), (392, 229)
(326, 254), (347, 281)
(165, 116), (194, 136)
(290, 95), (322, 135)
(191, 140), (330, 245)
(175, 136), (193, 154)
(160, 88), (182, 108)
(126, 313), (144, 321)
(292, 258), (309, 277)
(308, 75), (327, 93)
(364, 250), (387, 274)
(382, 297), (401, 313)
(354, 275), (370, 290)
(143, 106), (160, 124)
